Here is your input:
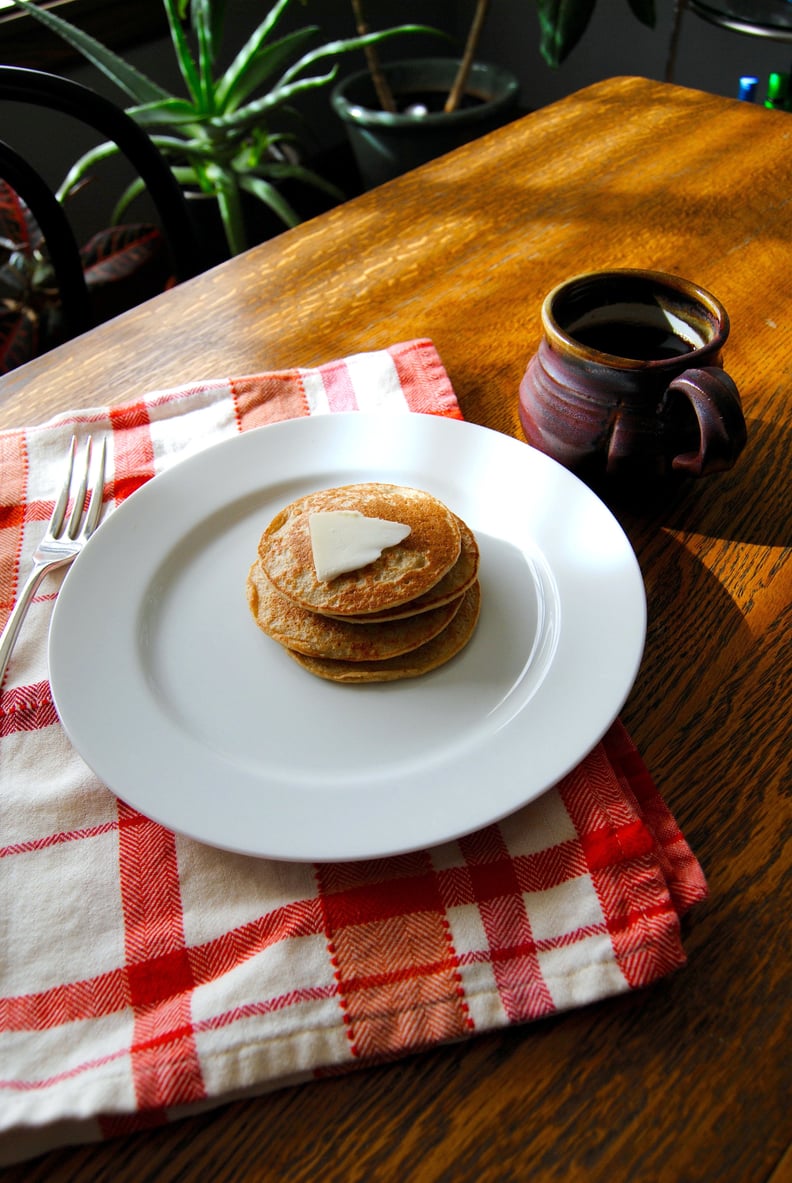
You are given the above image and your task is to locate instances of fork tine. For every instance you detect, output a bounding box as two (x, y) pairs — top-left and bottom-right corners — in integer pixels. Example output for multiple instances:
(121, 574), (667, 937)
(65, 437), (92, 539)
(49, 435), (76, 536)
(83, 437), (107, 537)
(0, 434), (108, 685)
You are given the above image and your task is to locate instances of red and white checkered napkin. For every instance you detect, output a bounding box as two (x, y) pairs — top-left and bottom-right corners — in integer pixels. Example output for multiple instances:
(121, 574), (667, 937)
(0, 339), (707, 1164)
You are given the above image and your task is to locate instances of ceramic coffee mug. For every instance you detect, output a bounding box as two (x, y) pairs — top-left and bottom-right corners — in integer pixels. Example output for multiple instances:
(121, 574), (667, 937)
(518, 269), (747, 483)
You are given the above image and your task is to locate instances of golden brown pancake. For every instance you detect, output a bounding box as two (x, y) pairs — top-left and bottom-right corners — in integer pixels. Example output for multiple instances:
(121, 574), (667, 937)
(258, 483), (461, 617)
(247, 561), (463, 660)
(325, 516), (479, 623)
(286, 582), (481, 683)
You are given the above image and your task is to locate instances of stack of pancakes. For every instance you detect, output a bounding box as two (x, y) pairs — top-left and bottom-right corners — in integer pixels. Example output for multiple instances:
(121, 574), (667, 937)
(246, 483), (480, 682)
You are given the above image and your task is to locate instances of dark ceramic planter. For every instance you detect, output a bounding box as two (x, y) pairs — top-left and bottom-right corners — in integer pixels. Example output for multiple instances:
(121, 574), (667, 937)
(331, 58), (520, 190)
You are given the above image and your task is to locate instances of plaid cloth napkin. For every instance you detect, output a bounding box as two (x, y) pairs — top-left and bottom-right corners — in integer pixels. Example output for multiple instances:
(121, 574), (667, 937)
(0, 339), (707, 1165)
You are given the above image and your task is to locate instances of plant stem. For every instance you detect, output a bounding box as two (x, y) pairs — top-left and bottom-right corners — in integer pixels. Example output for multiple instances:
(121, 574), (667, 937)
(350, 0), (397, 112)
(445, 0), (491, 113)
(664, 0), (688, 82)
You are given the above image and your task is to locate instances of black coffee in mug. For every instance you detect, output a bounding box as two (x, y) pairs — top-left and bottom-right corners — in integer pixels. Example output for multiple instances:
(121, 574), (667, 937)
(560, 289), (709, 362)
(569, 319), (695, 361)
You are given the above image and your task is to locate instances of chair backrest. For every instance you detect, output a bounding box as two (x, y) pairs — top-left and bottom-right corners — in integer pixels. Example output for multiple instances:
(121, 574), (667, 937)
(0, 64), (205, 339)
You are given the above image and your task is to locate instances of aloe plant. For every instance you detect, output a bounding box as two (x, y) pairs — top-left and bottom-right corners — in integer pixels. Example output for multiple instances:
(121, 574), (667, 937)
(11, 0), (432, 256)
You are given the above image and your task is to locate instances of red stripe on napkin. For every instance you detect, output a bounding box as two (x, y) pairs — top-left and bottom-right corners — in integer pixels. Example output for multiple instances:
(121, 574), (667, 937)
(0, 681), (59, 737)
(389, 340), (465, 418)
(317, 853), (473, 1058)
(456, 828), (557, 1022)
(0, 340), (707, 1166)
(117, 803), (206, 1113)
(231, 373), (310, 429)
(319, 359), (360, 412)
(0, 431), (26, 629)
(109, 402), (156, 502)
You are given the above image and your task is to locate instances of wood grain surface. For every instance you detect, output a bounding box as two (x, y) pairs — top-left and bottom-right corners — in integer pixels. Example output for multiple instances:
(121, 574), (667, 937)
(1, 77), (789, 1183)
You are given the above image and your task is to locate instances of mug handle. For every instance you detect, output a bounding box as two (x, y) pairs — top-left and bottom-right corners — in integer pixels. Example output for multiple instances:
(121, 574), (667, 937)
(664, 366), (747, 476)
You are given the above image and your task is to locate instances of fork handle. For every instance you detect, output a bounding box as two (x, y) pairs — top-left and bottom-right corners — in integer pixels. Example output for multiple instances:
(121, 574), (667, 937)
(0, 562), (52, 688)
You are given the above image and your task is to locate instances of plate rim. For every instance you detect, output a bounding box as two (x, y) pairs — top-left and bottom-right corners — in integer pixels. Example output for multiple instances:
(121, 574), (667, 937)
(49, 413), (647, 861)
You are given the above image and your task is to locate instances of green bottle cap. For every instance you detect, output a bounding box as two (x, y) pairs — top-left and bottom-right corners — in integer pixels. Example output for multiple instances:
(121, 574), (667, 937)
(765, 72), (789, 109)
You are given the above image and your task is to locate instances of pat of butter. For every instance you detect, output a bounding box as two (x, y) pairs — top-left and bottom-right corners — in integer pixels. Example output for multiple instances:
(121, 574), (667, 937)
(309, 510), (411, 581)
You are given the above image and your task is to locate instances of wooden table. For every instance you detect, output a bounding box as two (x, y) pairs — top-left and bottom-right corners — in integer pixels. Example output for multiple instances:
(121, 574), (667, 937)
(2, 77), (789, 1183)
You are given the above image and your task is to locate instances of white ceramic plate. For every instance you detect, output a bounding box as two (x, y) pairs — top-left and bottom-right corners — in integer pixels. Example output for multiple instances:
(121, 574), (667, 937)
(49, 413), (646, 862)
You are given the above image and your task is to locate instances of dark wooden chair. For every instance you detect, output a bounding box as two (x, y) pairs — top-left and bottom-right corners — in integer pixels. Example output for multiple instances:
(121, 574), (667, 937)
(0, 65), (205, 343)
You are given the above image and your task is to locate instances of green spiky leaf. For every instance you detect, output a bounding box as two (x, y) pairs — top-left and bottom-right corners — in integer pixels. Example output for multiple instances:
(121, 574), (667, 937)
(57, 142), (120, 202)
(9, 0), (169, 104)
(217, 27), (321, 112)
(239, 174), (300, 229)
(161, 0), (203, 106)
(127, 98), (203, 127)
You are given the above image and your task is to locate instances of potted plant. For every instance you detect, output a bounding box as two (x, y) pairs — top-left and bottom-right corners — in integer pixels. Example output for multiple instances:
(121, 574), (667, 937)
(332, 0), (656, 189)
(0, 180), (172, 373)
(9, 0), (432, 258)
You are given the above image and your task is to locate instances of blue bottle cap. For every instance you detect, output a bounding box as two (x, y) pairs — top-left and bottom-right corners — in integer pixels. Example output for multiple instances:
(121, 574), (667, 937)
(737, 75), (758, 101)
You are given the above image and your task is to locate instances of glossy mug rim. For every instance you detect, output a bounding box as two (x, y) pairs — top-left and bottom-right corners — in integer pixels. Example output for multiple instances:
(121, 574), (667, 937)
(541, 268), (731, 370)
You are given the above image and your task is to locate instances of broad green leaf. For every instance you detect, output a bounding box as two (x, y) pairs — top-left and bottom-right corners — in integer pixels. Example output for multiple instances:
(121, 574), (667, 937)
(535, 0), (653, 67)
(536, 0), (598, 68)
(8, 0), (170, 104)
(627, 0), (656, 27)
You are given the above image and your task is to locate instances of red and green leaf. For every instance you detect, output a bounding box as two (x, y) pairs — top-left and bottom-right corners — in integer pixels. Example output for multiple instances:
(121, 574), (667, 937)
(80, 223), (173, 323)
(0, 305), (39, 375)
(0, 180), (32, 251)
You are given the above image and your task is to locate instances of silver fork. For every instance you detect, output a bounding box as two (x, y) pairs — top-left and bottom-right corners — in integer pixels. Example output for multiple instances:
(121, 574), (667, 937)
(0, 434), (107, 686)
